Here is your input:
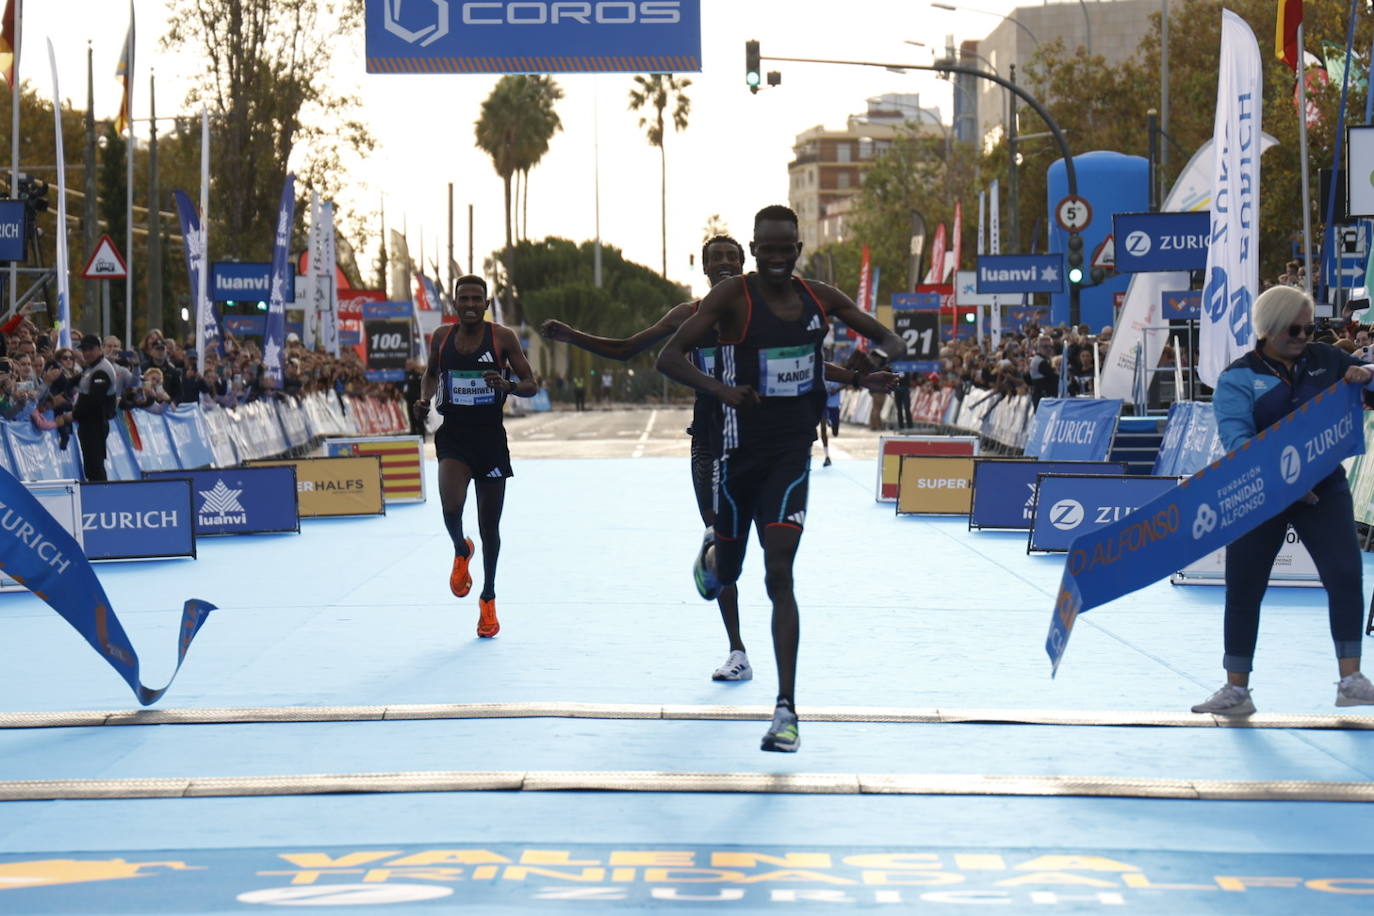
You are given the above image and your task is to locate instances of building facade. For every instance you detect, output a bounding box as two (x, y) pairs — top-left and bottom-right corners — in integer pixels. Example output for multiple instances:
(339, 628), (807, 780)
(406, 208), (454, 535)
(788, 94), (944, 251)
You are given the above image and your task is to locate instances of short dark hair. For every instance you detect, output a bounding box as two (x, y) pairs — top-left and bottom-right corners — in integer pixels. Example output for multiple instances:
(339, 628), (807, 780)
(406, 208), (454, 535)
(701, 235), (745, 267)
(754, 205), (799, 229)
(454, 274), (488, 294)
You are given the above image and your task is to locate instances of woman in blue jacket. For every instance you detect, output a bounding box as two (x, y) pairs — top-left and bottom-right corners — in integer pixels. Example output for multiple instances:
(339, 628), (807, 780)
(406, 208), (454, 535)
(1196, 285), (1374, 714)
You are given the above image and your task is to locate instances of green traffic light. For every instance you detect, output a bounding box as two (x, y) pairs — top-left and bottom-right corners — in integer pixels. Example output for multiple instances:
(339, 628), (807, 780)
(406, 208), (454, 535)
(1068, 266), (1084, 284)
(746, 71), (761, 87)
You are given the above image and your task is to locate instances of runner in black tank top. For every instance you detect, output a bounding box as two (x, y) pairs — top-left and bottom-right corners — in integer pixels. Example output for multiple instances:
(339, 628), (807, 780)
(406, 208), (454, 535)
(417, 275), (537, 640)
(540, 237), (752, 682)
(657, 205), (908, 754)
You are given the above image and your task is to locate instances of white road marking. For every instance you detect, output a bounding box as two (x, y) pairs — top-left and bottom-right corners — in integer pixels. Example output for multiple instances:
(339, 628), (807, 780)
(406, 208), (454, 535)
(631, 409), (659, 458)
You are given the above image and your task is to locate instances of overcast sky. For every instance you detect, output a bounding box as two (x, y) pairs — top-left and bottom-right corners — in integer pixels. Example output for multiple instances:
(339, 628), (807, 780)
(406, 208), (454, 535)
(18, 0), (1059, 298)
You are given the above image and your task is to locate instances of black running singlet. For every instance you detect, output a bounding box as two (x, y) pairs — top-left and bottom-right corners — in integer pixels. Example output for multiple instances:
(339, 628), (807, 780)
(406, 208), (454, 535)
(437, 322), (507, 426)
(689, 301), (723, 452)
(714, 274), (828, 452)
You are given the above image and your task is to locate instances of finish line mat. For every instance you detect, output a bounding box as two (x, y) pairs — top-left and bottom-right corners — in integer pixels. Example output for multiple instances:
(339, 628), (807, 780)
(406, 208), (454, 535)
(2, 843), (1372, 913)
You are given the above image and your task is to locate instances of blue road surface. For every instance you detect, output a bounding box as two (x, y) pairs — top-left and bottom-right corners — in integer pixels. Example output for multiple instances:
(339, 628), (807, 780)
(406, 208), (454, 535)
(1, 454), (1372, 914)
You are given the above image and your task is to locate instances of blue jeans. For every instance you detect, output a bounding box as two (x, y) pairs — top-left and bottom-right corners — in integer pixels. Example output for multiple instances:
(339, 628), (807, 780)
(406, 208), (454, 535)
(1222, 476), (1365, 673)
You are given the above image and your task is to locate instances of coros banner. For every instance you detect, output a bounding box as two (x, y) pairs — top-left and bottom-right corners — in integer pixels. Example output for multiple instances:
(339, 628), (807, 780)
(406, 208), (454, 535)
(366, 0), (702, 74)
(896, 455), (976, 515)
(248, 456), (386, 518)
(143, 467), (300, 536)
(969, 459), (1128, 530)
(875, 435), (979, 503)
(1029, 474), (1181, 553)
(80, 479), (196, 561)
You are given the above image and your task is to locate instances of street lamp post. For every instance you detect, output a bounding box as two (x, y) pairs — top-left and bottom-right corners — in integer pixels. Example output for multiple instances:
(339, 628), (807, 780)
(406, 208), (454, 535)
(931, 3), (1043, 53)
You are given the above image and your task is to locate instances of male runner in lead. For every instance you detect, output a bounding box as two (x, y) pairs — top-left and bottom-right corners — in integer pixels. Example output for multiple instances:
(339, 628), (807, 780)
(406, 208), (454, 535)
(541, 236), (755, 681)
(416, 275), (537, 638)
(657, 205), (906, 752)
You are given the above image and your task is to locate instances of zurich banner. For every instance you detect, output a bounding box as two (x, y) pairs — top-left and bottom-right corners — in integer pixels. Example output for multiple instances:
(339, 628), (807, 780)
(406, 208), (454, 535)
(1028, 398), (1122, 460)
(969, 459), (1127, 530)
(143, 466), (300, 536)
(1153, 401), (1224, 476)
(1029, 474), (1182, 552)
(975, 254), (1064, 294)
(366, 0), (702, 74)
(0, 199), (28, 261)
(0, 465), (215, 705)
(1047, 382), (1365, 673)
(1113, 211), (1211, 272)
(80, 479), (196, 561)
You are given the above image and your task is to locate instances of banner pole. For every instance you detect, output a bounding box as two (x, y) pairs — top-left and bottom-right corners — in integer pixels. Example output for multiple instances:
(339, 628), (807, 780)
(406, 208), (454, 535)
(198, 107), (208, 362)
(1297, 23), (1314, 296)
(8, 0), (20, 314)
(124, 4), (134, 346)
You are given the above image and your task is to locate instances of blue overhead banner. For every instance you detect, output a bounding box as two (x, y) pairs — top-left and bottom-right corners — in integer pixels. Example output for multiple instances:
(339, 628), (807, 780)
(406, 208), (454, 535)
(80, 479), (197, 561)
(1029, 473), (1182, 552)
(1047, 382), (1366, 673)
(0, 466), (215, 705)
(143, 467), (300, 536)
(975, 254), (1064, 294)
(1113, 211), (1211, 272)
(365, 0), (702, 74)
(0, 199), (28, 261)
(1030, 398), (1122, 460)
(211, 262), (294, 303)
(969, 459), (1128, 530)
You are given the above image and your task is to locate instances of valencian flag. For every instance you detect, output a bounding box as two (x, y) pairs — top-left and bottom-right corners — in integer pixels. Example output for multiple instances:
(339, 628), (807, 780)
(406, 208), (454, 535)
(114, 2), (134, 133)
(1276, 0), (1302, 71)
(0, 0), (16, 88)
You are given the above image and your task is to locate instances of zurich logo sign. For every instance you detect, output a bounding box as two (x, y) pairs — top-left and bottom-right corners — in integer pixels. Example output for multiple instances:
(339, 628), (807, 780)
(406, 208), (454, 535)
(384, 0), (450, 47)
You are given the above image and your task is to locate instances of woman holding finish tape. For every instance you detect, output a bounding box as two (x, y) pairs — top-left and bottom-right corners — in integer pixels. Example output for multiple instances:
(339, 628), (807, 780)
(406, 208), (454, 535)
(1194, 285), (1374, 715)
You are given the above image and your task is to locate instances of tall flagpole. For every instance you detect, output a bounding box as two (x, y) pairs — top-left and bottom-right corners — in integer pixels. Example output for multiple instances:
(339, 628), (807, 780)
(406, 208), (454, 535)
(46, 40), (70, 350)
(197, 107), (209, 362)
(1297, 23), (1314, 296)
(123, 1), (134, 345)
(8, 0), (21, 313)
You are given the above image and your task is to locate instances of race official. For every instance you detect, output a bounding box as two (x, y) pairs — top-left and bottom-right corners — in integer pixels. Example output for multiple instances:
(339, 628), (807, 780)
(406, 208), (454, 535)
(72, 334), (117, 482)
(1194, 285), (1374, 715)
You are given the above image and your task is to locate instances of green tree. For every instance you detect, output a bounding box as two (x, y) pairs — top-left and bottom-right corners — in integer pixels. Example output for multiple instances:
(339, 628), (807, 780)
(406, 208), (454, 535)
(475, 75), (564, 255)
(628, 74), (691, 277)
(163, 0), (373, 260)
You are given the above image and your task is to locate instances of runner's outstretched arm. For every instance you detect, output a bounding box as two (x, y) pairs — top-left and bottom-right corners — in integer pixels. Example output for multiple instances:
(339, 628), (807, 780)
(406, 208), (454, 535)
(656, 278), (759, 409)
(416, 325), (451, 417)
(540, 302), (695, 362)
(823, 361), (898, 392)
(809, 283), (907, 363)
(488, 325), (539, 398)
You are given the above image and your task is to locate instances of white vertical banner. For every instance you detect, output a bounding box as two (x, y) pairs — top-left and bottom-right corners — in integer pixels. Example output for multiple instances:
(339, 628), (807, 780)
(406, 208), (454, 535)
(197, 107), (210, 363)
(989, 181), (1001, 345)
(46, 40), (71, 350)
(322, 203), (339, 356)
(1199, 9), (1261, 388)
(305, 190), (321, 352)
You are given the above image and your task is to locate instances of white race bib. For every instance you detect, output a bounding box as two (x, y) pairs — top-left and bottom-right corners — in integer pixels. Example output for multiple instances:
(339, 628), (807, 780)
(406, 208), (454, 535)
(446, 370), (497, 406)
(757, 345), (815, 397)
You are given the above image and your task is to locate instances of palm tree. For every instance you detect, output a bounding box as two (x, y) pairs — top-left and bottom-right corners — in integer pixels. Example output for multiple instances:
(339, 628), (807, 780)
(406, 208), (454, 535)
(628, 74), (691, 277)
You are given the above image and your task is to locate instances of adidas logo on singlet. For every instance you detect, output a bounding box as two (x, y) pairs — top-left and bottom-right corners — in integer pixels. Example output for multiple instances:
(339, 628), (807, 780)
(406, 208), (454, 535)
(477, 351), (495, 364)
(805, 315), (822, 332)
(486, 468), (504, 478)
(787, 510), (806, 526)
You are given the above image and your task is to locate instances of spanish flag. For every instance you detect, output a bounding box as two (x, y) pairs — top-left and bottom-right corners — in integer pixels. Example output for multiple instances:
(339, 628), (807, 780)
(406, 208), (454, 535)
(0, 0), (16, 88)
(1276, 0), (1302, 71)
(114, 4), (134, 133)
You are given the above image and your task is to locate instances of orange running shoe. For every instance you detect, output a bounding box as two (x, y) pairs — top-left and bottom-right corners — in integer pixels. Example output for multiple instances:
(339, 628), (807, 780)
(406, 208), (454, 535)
(477, 597), (500, 638)
(449, 539), (474, 598)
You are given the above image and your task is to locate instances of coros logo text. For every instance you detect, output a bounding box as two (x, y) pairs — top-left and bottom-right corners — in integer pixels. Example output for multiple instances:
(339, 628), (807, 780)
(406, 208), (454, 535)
(384, 0), (450, 47)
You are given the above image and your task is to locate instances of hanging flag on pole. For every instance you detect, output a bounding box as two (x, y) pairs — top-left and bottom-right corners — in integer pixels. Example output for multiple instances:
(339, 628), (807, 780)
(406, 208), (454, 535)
(1275, 0), (1302, 71)
(114, 4), (134, 133)
(197, 108), (214, 361)
(1199, 11), (1262, 388)
(950, 200), (963, 282)
(262, 173), (296, 389)
(46, 40), (71, 350)
(117, 1), (135, 346)
(172, 190), (218, 357)
(924, 224), (947, 285)
(0, 0), (16, 88)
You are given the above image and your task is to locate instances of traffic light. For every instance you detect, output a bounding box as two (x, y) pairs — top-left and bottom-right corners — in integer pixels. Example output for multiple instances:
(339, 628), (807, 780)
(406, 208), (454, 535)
(17, 174), (48, 213)
(745, 40), (761, 93)
(1066, 232), (1084, 285)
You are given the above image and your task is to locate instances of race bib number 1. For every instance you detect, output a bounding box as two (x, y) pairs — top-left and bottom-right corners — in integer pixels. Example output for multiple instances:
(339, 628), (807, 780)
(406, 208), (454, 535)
(758, 345), (815, 397)
(447, 370), (496, 406)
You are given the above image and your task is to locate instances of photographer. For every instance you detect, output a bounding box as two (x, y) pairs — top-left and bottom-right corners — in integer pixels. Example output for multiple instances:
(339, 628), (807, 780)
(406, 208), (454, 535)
(72, 334), (117, 482)
(1193, 286), (1374, 715)
(124, 366), (173, 413)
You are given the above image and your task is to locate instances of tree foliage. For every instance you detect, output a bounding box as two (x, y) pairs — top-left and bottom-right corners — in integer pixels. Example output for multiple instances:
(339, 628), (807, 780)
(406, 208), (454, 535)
(163, 0), (373, 261)
(474, 75), (564, 253)
(628, 74), (691, 277)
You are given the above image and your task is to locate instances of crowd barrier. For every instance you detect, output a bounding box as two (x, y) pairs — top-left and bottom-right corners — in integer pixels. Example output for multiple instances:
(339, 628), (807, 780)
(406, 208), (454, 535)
(844, 387), (1034, 453)
(0, 391), (409, 484)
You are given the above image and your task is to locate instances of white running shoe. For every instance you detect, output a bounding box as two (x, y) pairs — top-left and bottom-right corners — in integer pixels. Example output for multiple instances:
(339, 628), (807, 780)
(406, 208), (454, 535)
(711, 650), (752, 682)
(1336, 672), (1374, 707)
(1190, 684), (1255, 716)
